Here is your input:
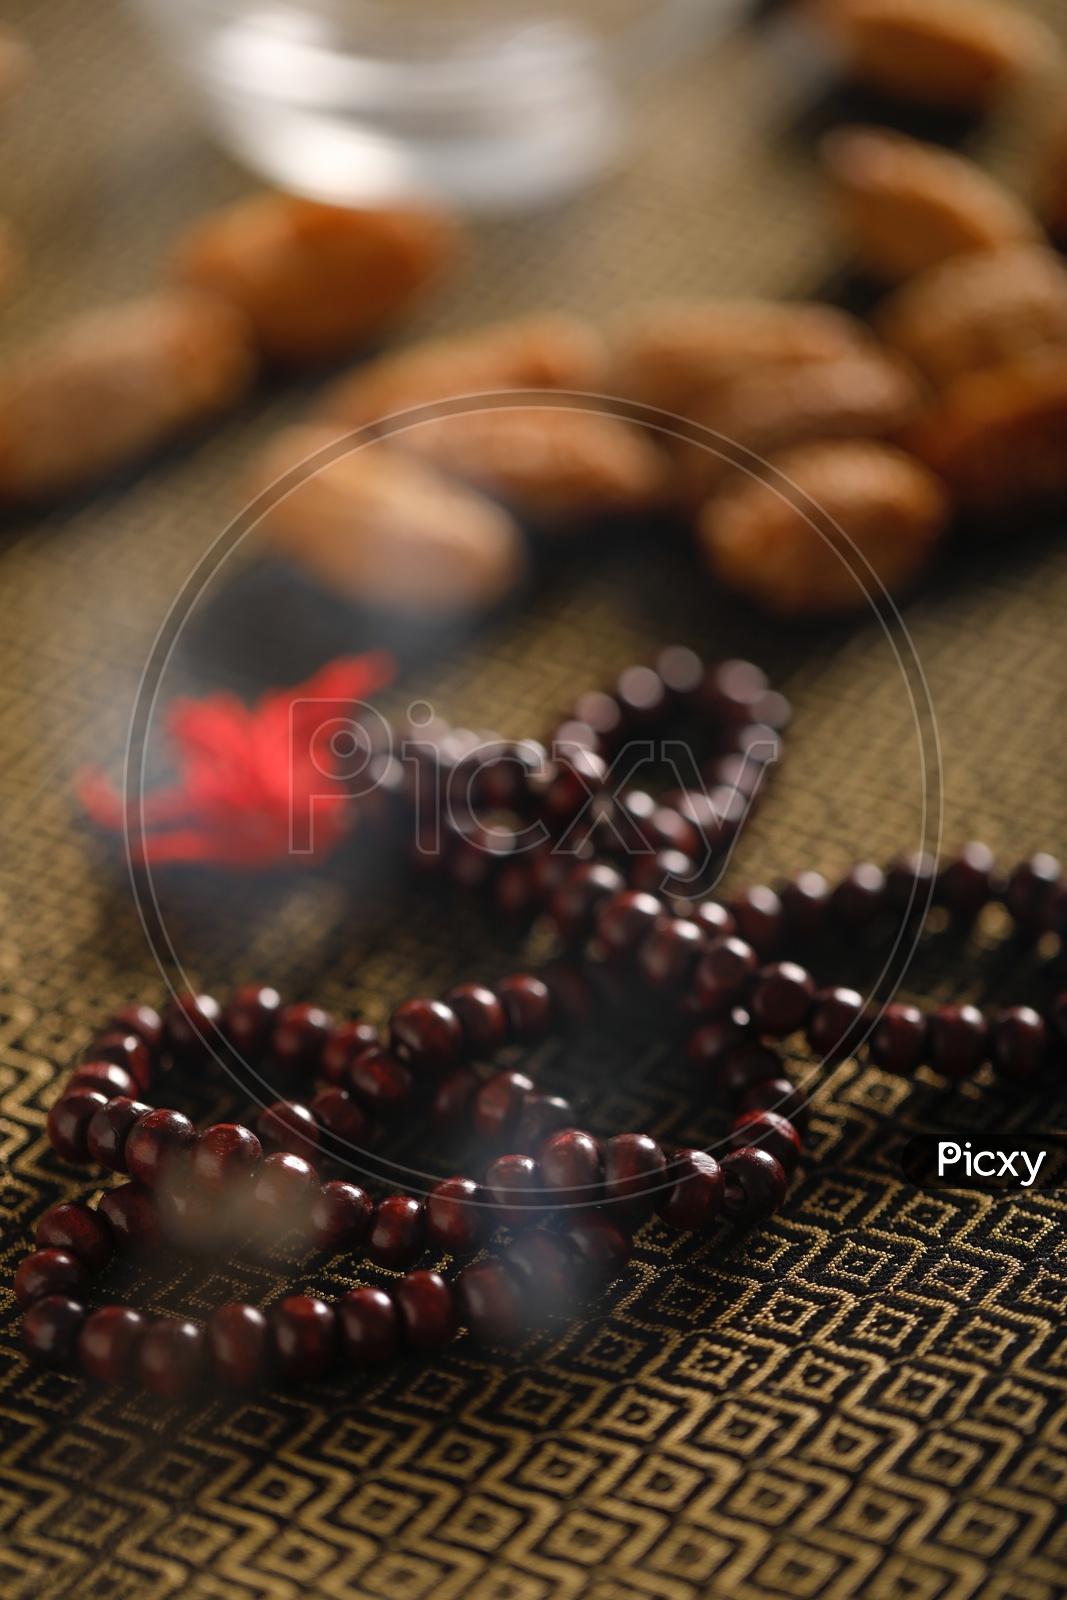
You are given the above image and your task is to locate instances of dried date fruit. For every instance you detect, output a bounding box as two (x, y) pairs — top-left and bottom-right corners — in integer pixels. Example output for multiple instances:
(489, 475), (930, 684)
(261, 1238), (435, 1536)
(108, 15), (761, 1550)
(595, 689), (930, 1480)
(822, 126), (1040, 284)
(696, 439), (950, 615)
(318, 314), (609, 433)
(806, 0), (1055, 113)
(0, 290), (257, 503)
(247, 426), (525, 615)
(876, 245), (1067, 389)
(170, 194), (460, 367)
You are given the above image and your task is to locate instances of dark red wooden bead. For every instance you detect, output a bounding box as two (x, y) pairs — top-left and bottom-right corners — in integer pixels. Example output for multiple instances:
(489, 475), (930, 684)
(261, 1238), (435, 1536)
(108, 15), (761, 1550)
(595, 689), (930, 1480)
(596, 891), (667, 960)
(692, 937), (759, 1013)
(833, 864), (887, 928)
(485, 1154), (543, 1228)
(321, 1020), (381, 1084)
(779, 872), (832, 940)
(716, 1043), (782, 1103)
(541, 963), (596, 1030)
(256, 1100), (320, 1159)
(426, 1177), (488, 1254)
(1005, 854), (1061, 932)
(472, 1070), (535, 1141)
(496, 974), (553, 1044)
(125, 1108), (198, 1188)
(138, 1318), (206, 1398)
(273, 1003), (333, 1073)
(628, 849), (695, 897)
(721, 1147), (787, 1222)
(657, 1150), (725, 1229)
(657, 643), (704, 701)
(86, 1096), (152, 1174)
(886, 851), (937, 914)
(395, 1271), (457, 1352)
(163, 993), (221, 1063)
(158, 1180), (242, 1257)
(430, 1066), (479, 1127)
(345, 1046), (414, 1115)
(616, 663), (670, 728)
(389, 998), (463, 1071)
(573, 689), (624, 744)
(541, 748), (608, 823)
(208, 1304), (270, 1388)
(990, 1007), (1048, 1083)
(929, 1004), (988, 1080)
(247, 1152), (318, 1237)
(702, 658), (768, 724)
(938, 842), (995, 918)
(35, 1202), (113, 1272)
(270, 1296), (336, 1381)
(727, 887), (785, 959)
(504, 1229), (579, 1319)
(220, 984), (282, 1061)
(687, 1012), (753, 1072)
(749, 962), (815, 1037)
(603, 1133), (666, 1223)
(728, 1110), (802, 1177)
(20, 1296), (85, 1367)
(439, 983), (507, 1058)
(563, 1213), (633, 1292)
(366, 1195), (425, 1269)
(737, 1077), (811, 1134)
(191, 1123), (262, 1194)
(338, 1287), (399, 1365)
(807, 988), (866, 1064)
(309, 1180), (374, 1252)
(870, 1003), (928, 1075)
(98, 1181), (163, 1256)
(107, 1004), (163, 1056)
(69, 1061), (135, 1101)
(540, 1129), (604, 1209)
(79, 1306), (147, 1383)
(15, 1248), (90, 1308)
(638, 918), (705, 991)
(515, 1094), (576, 1155)
(456, 1260), (523, 1341)
(309, 1086), (368, 1150)
(48, 1089), (109, 1164)
(85, 1032), (153, 1093)
(692, 900), (738, 941)
(551, 862), (626, 941)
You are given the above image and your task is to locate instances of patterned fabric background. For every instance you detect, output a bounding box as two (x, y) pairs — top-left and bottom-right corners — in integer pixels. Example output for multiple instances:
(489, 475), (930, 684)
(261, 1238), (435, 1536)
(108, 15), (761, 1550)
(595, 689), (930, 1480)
(2, 3), (1067, 1596)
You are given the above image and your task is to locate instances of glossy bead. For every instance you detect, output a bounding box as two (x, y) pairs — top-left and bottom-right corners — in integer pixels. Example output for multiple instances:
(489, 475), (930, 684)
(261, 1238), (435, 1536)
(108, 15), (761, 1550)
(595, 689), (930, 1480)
(602, 1133), (666, 1223)
(779, 872), (832, 940)
(595, 892), (666, 960)
(692, 900), (738, 941)
(938, 842), (995, 917)
(208, 1304), (270, 1388)
(638, 918), (705, 991)
(456, 1260), (523, 1341)
(692, 937), (759, 1013)
(85, 1032), (153, 1093)
(395, 1271), (457, 1352)
(687, 1012), (752, 1072)
(273, 1002), (333, 1073)
(616, 663), (670, 727)
(749, 962), (815, 1037)
(721, 1147), (787, 1222)
(550, 862), (625, 941)
(430, 1066), (479, 1127)
(807, 988), (866, 1064)
(309, 1086), (368, 1151)
(20, 1296), (85, 1367)
(1005, 854), (1061, 932)
(727, 887), (785, 959)
(389, 998), (463, 1072)
(108, 1004), (163, 1055)
(929, 1003), (988, 1080)
(504, 1229), (579, 1320)
(870, 1003), (928, 1075)
(540, 748), (608, 823)
(728, 1111), (802, 1177)
(48, 1089), (109, 1164)
(256, 1099), (320, 1159)
(440, 983), (508, 1058)
(514, 1094), (576, 1155)
(703, 658), (768, 724)
(990, 1007), (1048, 1083)
(35, 1202), (113, 1273)
(426, 1177), (488, 1254)
(472, 1070), (535, 1141)
(496, 974), (553, 1043)
(485, 1154), (543, 1228)
(247, 1152), (318, 1237)
(657, 1150), (725, 1230)
(157, 1181), (240, 1257)
(163, 993), (221, 1063)
(365, 1195), (425, 1269)
(541, 963), (595, 1030)
(657, 643), (705, 701)
(138, 1318), (206, 1399)
(833, 864), (887, 928)
(270, 1296), (336, 1381)
(308, 1180), (374, 1252)
(563, 1214), (633, 1292)
(125, 1108), (198, 1188)
(716, 1044), (781, 1103)
(14, 1248), (90, 1308)
(79, 1306), (147, 1383)
(321, 1020), (380, 1084)
(628, 849), (695, 896)
(98, 1181), (164, 1256)
(86, 1096), (152, 1174)
(345, 1045), (414, 1115)
(338, 1287), (399, 1365)
(540, 1129), (604, 1209)
(191, 1123), (262, 1194)
(573, 689), (624, 745)
(220, 984), (282, 1061)
(886, 851), (937, 914)
(737, 1077), (811, 1134)
(69, 1061), (135, 1101)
